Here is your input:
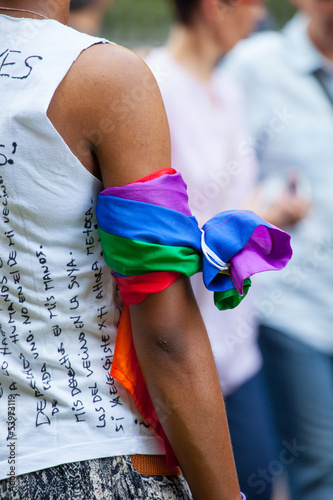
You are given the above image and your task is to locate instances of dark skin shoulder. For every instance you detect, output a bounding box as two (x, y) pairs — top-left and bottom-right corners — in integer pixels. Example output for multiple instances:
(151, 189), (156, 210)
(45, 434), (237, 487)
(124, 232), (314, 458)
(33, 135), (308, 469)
(47, 42), (171, 186)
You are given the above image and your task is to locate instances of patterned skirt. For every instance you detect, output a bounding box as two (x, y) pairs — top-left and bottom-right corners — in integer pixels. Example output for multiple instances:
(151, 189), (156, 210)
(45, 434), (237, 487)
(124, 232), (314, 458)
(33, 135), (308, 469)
(0, 456), (193, 500)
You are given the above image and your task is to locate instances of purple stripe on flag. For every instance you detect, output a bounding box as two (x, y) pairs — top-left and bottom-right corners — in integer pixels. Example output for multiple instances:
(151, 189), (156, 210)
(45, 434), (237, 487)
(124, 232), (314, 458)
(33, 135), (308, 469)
(230, 224), (292, 294)
(100, 173), (192, 216)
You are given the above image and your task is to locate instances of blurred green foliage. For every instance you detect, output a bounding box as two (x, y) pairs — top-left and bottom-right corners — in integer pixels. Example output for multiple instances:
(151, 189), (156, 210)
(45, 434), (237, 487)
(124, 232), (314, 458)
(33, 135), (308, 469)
(102, 0), (172, 46)
(268, 0), (296, 28)
(102, 0), (297, 48)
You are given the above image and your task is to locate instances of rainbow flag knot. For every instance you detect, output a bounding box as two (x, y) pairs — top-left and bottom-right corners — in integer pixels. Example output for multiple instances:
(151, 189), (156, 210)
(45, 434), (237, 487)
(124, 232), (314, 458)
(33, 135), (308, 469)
(96, 168), (292, 465)
(97, 168), (292, 310)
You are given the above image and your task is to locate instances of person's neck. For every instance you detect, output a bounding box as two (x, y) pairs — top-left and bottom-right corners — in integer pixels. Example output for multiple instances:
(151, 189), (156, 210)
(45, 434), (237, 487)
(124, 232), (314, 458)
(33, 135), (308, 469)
(0, 0), (69, 24)
(308, 22), (333, 62)
(165, 23), (224, 82)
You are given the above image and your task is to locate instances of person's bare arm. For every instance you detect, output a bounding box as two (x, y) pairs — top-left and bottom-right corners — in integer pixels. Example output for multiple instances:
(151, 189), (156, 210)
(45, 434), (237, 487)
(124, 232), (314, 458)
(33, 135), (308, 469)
(48, 43), (241, 500)
(131, 276), (241, 500)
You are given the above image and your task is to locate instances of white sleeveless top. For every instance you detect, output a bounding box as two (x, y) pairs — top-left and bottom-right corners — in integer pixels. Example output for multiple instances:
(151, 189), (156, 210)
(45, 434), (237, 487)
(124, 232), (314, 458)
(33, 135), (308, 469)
(0, 15), (164, 480)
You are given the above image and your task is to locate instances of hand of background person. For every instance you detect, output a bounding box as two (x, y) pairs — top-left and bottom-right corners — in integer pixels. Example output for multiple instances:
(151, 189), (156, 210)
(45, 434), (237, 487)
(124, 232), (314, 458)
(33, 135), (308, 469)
(260, 189), (311, 228)
(243, 173), (312, 229)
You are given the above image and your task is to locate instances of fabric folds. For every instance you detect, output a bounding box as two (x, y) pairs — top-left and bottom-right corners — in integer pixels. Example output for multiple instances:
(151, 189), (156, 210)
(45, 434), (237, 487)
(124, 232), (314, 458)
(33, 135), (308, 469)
(96, 168), (292, 465)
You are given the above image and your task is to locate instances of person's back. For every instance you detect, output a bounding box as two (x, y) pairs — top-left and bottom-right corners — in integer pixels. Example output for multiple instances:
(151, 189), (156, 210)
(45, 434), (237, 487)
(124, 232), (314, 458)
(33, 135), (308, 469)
(224, 6), (333, 499)
(0, 13), (169, 484)
(0, 2), (250, 499)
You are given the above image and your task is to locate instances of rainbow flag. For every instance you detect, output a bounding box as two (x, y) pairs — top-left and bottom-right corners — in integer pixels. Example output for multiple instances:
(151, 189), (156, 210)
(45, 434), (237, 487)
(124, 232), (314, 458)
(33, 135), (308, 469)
(97, 168), (292, 464)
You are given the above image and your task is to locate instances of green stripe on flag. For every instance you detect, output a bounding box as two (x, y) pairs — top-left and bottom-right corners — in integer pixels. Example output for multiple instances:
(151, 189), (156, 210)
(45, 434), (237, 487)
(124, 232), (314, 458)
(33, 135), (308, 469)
(214, 278), (251, 311)
(98, 228), (202, 276)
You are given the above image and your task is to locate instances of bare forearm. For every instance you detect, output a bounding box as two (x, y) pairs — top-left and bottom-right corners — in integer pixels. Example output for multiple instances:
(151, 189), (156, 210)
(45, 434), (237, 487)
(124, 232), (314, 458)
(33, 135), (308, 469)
(130, 277), (241, 500)
(142, 340), (240, 500)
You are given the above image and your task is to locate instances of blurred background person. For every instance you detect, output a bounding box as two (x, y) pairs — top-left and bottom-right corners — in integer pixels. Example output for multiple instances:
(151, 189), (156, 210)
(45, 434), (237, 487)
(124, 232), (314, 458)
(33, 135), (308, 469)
(224, 0), (333, 498)
(144, 1), (307, 499)
(68, 0), (113, 35)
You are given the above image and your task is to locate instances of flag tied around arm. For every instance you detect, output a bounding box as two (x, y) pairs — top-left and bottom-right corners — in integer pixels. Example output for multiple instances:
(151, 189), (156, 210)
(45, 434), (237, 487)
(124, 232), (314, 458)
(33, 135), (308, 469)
(96, 168), (292, 465)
